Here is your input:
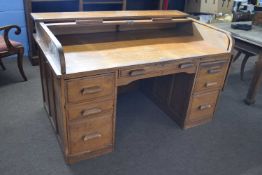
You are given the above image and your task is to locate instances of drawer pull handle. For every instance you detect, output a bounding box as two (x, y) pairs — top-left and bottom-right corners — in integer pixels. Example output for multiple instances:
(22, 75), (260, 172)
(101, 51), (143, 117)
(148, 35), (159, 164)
(179, 63), (194, 69)
(81, 108), (102, 117)
(81, 86), (102, 95)
(129, 69), (145, 76)
(205, 82), (218, 88)
(82, 133), (102, 142)
(208, 69), (221, 74)
(199, 104), (212, 110)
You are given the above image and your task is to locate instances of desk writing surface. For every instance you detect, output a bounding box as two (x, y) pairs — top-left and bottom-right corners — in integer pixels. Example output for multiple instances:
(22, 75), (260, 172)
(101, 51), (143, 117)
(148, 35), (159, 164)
(59, 29), (226, 74)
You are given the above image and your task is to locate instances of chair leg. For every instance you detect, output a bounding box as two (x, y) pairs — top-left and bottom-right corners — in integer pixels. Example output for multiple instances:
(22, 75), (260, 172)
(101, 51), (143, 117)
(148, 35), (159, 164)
(17, 48), (27, 81)
(233, 50), (242, 62)
(0, 59), (6, 70)
(240, 54), (250, 81)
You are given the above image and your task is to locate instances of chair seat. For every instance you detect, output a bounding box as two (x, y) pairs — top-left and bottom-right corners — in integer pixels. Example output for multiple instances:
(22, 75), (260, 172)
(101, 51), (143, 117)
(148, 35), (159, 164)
(0, 36), (22, 52)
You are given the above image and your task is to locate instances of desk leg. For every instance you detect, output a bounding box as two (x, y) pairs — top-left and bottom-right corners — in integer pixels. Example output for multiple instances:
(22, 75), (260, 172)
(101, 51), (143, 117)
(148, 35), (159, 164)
(244, 52), (262, 105)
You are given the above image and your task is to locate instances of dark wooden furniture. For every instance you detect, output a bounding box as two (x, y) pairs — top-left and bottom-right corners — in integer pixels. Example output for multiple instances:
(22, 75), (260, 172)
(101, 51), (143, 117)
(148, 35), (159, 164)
(253, 11), (262, 25)
(213, 22), (262, 105)
(24, 0), (78, 65)
(79, 0), (165, 11)
(23, 0), (165, 65)
(185, 0), (233, 14)
(32, 11), (233, 164)
(0, 25), (27, 81)
(79, 0), (128, 11)
(233, 48), (255, 81)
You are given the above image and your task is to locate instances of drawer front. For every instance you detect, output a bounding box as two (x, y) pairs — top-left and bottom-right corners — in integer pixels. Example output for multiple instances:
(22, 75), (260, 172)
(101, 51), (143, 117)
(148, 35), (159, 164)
(67, 100), (114, 122)
(197, 60), (229, 79)
(118, 61), (196, 85)
(119, 64), (162, 78)
(195, 60), (229, 92)
(164, 61), (197, 75)
(118, 64), (162, 86)
(194, 75), (225, 92)
(188, 91), (219, 122)
(69, 114), (113, 155)
(66, 74), (115, 103)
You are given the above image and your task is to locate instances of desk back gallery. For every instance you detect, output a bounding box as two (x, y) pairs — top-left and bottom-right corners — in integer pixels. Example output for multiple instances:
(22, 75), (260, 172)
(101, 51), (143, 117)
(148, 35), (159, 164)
(32, 10), (234, 164)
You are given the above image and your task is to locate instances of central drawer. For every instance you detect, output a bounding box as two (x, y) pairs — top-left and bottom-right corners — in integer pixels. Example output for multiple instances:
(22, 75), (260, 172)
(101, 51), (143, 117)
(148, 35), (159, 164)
(118, 61), (196, 85)
(66, 73), (115, 103)
(118, 64), (163, 85)
(68, 114), (113, 155)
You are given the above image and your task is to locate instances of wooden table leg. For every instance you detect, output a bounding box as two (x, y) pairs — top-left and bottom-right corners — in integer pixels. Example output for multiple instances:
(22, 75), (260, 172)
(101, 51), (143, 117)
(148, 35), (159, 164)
(244, 51), (262, 105)
(17, 47), (28, 81)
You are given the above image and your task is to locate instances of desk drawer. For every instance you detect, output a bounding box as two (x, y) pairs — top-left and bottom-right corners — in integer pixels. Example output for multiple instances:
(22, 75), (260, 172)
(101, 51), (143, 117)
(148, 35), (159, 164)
(118, 61), (196, 85)
(194, 76), (225, 92)
(195, 60), (229, 91)
(68, 114), (113, 155)
(119, 64), (162, 78)
(67, 100), (114, 122)
(66, 74), (115, 103)
(188, 91), (219, 122)
(197, 60), (229, 79)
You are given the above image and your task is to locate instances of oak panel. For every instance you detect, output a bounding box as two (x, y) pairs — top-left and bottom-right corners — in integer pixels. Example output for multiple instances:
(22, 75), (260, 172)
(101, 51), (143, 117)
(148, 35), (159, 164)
(62, 31), (226, 74)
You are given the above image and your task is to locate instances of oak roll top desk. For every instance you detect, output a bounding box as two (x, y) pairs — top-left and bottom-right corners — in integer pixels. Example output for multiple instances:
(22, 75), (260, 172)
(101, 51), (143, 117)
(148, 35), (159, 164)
(32, 11), (233, 164)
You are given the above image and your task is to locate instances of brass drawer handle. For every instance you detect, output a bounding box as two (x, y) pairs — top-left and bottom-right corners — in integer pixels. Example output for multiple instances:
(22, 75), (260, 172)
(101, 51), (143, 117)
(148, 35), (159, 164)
(208, 69), (222, 74)
(129, 69), (145, 76)
(81, 86), (102, 95)
(205, 82), (218, 88)
(199, 104), (212, 110)
(179, 63), (194, 69)
(81, 108), (102, 117)
(82, 133), (102, 142)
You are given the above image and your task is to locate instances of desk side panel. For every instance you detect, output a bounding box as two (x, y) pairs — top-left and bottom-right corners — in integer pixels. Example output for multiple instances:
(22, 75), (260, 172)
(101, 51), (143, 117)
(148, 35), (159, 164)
(38, 49), (69, 158)
(35, 22), (65, 75)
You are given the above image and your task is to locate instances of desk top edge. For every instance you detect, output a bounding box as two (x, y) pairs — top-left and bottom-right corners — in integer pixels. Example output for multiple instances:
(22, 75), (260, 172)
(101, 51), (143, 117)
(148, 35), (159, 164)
(31, 10), (189, 22)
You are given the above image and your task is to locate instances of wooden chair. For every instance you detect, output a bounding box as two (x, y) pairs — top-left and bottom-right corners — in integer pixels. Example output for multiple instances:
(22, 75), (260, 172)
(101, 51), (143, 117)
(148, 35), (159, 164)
(0, 25), (27, 81)
(233, 48), (255, 81)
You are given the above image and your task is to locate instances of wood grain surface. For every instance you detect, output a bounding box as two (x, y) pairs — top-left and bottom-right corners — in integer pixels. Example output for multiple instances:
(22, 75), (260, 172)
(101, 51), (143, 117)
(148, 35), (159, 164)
(34, 11), (234, 163)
